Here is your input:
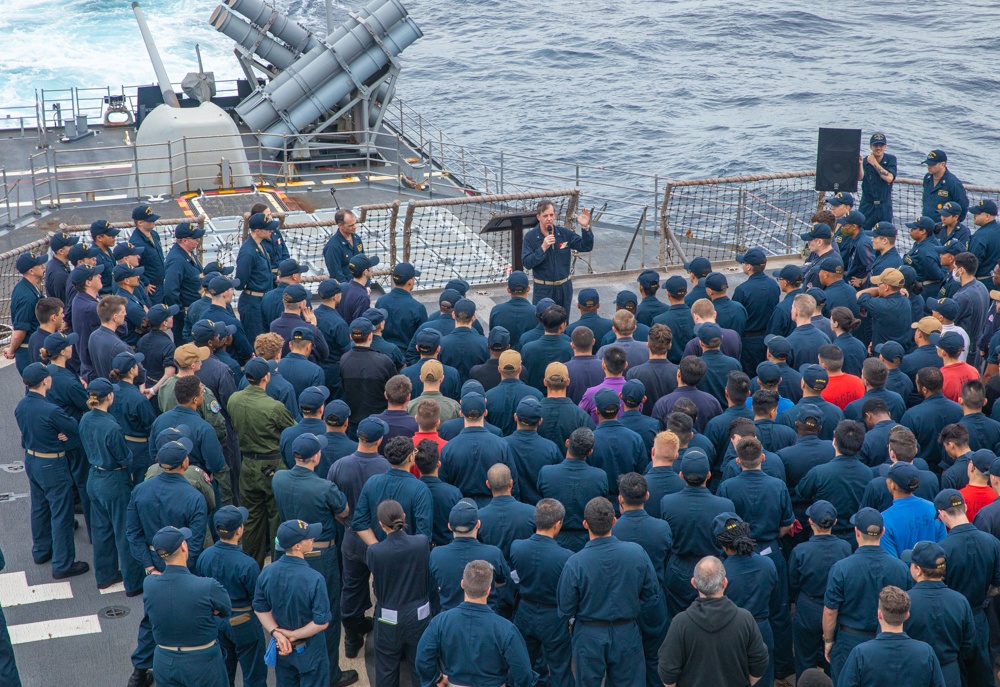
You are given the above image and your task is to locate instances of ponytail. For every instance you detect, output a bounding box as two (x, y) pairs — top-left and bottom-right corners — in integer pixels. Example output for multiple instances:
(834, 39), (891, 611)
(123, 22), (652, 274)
(715, 520), (756, 557)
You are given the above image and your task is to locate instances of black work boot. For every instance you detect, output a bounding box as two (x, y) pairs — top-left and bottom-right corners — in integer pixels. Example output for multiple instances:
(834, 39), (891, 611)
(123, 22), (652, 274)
(342, 617), (365, 658)
(126, 667), (154, 687)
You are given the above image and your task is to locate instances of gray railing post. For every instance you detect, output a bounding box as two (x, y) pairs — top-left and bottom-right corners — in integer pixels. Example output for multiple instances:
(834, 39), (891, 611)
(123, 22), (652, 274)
(734, 186), (747, 255)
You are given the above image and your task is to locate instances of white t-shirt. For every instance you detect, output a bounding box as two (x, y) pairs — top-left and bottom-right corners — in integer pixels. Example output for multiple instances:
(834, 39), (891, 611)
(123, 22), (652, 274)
(941, 322), (970, 363)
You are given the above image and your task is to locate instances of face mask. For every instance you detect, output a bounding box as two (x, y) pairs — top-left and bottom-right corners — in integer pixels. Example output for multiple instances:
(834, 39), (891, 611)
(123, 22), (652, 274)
(953, 269), (961, 281)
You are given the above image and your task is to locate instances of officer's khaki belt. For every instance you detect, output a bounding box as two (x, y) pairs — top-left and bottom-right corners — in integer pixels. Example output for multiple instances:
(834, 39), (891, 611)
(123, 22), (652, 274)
(230, 606), (253, 626)
(922, 280), (937, 285)
(243, 290), (265, 297)
(125, 436), (148, 443)
(157, 639), (217, 652)
(94, 466), (125, 471)
(312, 540), (332, 549)
(27, 450), (64, 458)
(18, 343), (27, 349)
(534, 277), (570, 286)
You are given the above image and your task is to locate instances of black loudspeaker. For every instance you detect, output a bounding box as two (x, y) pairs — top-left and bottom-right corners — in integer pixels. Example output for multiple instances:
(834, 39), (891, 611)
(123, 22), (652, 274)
(815, 128), (861, 192)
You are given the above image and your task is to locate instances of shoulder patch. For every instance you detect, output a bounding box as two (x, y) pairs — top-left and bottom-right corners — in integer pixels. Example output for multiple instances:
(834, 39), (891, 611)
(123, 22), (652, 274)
(836, 235), (843, 243)
(904, 255), (913, 264)
(209, 400), (221, 414)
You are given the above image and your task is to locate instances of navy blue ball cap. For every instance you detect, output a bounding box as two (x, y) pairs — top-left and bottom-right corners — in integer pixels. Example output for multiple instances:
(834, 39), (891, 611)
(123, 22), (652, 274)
(683, 256), (712, 277)
(157, 437), (194, 468)
(132, 205), (160, 222)
(152, 526), (192, 558)
(69, 263), (105, 285)
(874, 340), (905, 363)
(154, 424), (190, 449)
(298, 385), (329, 411)
(926, 296), (960, 320)
(870, 133), (887, 145)
(87, 377), (119, 399)
(22, 362), (50, 387)
(807, 287), (827, 305)
(736, 248), (767, 266)
(872, 222), (898, 238)
(805, 500), (838, 526)
(282, 284), (308, 303)
(535, 297), (556, 316)
(42, 331), (77, 357)
(112, 264), (144, 283)
(800, 364), (829, 391)
(89, 219), (120, 237)
(392, 262), (420, 281)
(507, 270), (529, 292)
(615, 290), (638, 308)
(248, 213), (278, 232)
(415, 327), (442, 351)
(460, 393), (487, 415)
(191, 318), (235, 342)
(800, 223), (833, 241)
(449, 498), (479, 533)
(324, 399), (351, 424)
(922, 149), (947, 165)
(755, 361), (781, 384)
(348, 254), (379, 276)
(621, 379), (646, 405)
(49, 232), (80, 251)
(939, 201), (963, 217)
(818, 256), (844, 274)
(971, 449), (996, 474)
(577, 287), (600, 307)
(901, 541), (946, 569)
(454, 299), (476, 317)
(439, 289), (462, 307)
(318, 279), (341, 298)
(174, 222), (205, 240)
(763, 334), (792, 357)
(203, 261), (234, 276)
(214, 505), (249, 533)
(887, 462), (921, 492)
(711, 511), (744, 538)
(291, 432), (328, 460)
(827, 193), (855, 208)
(850, 507), (884, 536)
(488, 326), (511, 350)
(991, 458), (1000, 478)
(664, 275), (688, 295)
(243, 357), (272, 383)
(357, 417), (389, 443)
(276, 519), (322, 549)
(112, 242), (145, 260)
(362, 308), (386, 326)
(278, 259), (308, 277)
(515, 396), (542, 423)
(935, 240), (965, 256)
(350, 317), (375, 337)
(679, 449), (710, 479)
(936, 331), (966, 355)
(906, 216), (936, 231)
(291, 326), (315, 343)
(898, 265), (918, 287)
(16, 252), (47, 274)
(112, 350), (144, 375)
(594, 388), (621, 414)
(704, 272), (728, 291)
(837, 210), (866, 227)
(971, 199), (999, 216)
(772, 264), (803, 282)
(933, 488), (965, 511)
(697, 322), (723, 344)
(462, 379), (486, 396)
(147, 303), (179, 327)
(638, 269), (660, 288)
(445, 278), (470, 296)
(795, 405), (822, 428)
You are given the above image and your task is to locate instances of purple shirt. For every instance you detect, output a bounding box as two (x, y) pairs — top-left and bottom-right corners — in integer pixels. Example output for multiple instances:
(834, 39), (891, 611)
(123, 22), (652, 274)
(579, 377), (645, 423)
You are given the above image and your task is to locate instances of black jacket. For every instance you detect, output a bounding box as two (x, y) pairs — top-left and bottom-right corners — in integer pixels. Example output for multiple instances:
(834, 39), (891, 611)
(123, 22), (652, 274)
(659, 595), (769, 687)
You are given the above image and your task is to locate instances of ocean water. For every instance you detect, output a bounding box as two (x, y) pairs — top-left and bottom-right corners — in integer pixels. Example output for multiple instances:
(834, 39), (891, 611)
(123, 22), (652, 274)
(2, 0), (998, 184)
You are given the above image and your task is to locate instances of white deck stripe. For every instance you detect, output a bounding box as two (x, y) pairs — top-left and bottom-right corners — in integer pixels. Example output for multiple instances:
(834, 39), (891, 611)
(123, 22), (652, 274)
(0, 572), (73, 607)
(98, 581), (125, 595)
(9, 615), (102, 644)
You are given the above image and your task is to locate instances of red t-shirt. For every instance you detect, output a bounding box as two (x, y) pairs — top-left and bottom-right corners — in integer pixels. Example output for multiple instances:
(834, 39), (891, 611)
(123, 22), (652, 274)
(820, 373), (866, 410)
(410, 430), (448, 477)
(941, 362), (981, 403)
(960, 484), (997, 522)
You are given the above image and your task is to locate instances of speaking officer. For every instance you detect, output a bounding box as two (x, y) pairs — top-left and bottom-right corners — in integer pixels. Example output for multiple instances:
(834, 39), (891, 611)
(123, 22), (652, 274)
(144, 526), (230, 687)
(195, 506), (266, 687)
(509, 499), (573, 687)
(922, 149), (969, 223)
(859, 133), (897, 229)
(733, 248), (780, 372)
(272, 433), (357, 687)
(253, 520), (336, 687)
(5, 252), (46, 373)
(235, 213), (277, 343)
(125, 439), (209, 687)
(417, 560), (535, 687)
(366, 500), (433, 687)
(822, 507), (912, 683)
(901, 541), (976, 687)
(935, 487), (1000, 687)
(557, 496), (662, 687)
(787, 501), (852, 681)
(14, 363), (86, 579)
(227, 357), (297, 567)
(521, 198), (594, 309)
(79, 378), (144, 595)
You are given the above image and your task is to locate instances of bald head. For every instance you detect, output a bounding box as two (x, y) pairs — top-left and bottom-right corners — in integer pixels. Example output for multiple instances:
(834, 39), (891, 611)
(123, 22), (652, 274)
(692, 556), (726, 598)
(486, 463), (513, 496)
